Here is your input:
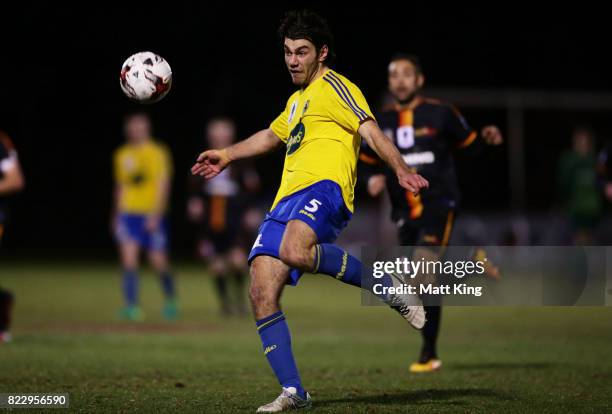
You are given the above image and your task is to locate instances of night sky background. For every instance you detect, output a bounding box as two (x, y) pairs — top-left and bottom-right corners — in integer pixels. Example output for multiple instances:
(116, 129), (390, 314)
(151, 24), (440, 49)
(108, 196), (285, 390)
(1, 3), (610, 256)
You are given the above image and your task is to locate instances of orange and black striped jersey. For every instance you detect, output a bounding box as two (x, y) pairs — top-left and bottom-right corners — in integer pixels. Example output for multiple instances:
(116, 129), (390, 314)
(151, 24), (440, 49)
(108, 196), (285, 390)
(360, 96), (477, 222)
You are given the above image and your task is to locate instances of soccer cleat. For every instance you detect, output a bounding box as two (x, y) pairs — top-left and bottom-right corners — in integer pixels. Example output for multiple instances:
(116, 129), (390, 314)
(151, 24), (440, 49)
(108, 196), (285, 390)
(162, 299), (179, 321)
(409, 358), (442, 373)
(119, 305), (144, 321)
(386, 271), (427, 330)
(256, 387), (311, 413)
(390, 299), (426, 330)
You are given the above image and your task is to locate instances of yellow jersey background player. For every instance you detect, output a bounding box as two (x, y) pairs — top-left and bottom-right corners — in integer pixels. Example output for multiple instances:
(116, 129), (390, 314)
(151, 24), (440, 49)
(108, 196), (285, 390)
(191, 10), (428, 413)
(112, 113), (177, 321)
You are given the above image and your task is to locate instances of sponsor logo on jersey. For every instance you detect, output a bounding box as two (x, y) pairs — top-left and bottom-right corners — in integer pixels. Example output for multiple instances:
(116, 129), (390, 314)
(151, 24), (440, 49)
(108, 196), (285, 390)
(287, 122), (305, 155)
(402, 151), (435, 166)
(414, 127), (438, 137)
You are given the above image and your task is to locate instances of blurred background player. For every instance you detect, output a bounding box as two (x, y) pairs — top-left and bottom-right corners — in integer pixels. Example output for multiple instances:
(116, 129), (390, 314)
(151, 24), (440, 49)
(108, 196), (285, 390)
(112, 113), (177, 321)
(360, 53), (503, 373)
(556, 126), (602, 245)
(0, 129), (25, 343)
(187, 117), (261, 316)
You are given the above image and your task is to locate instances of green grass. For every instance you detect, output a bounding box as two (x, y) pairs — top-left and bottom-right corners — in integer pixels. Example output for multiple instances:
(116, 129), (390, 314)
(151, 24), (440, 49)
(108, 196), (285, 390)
(1, 262), (611, 413)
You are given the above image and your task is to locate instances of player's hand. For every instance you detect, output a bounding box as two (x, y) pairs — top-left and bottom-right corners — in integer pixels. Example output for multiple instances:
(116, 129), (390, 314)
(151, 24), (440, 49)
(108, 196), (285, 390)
(367, 174), (386, 197)
(191, 149), (231, 179)
(145, 214), (161, 232)
(397, 168), (428, 194)
(481, 125), (503, 145)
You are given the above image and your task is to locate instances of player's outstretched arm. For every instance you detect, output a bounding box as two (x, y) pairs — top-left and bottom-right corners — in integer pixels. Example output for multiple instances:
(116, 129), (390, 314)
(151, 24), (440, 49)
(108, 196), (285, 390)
(191, 128), (282, 180)
(358, 120), (429, 194)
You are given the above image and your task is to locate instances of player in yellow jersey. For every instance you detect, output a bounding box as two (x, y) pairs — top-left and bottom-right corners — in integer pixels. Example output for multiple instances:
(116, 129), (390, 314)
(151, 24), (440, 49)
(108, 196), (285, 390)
(191, 10), (428, 412)
(113, 113), (177, 321)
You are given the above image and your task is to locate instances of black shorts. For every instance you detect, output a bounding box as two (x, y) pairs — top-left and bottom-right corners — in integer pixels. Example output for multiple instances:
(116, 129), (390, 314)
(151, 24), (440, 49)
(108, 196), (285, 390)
(398, 205), (454, 306)
(206, 230), (239, 254)
(397, 205), (455, 254)
(198, 198), (245, 254)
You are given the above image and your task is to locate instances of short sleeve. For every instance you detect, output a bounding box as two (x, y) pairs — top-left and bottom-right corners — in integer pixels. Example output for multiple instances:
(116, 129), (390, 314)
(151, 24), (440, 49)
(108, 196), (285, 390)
(270, 96), (296, 143)
(323, 72), (375, 134)
(270, 111), (288, 143)
(444, 105), (477, 148)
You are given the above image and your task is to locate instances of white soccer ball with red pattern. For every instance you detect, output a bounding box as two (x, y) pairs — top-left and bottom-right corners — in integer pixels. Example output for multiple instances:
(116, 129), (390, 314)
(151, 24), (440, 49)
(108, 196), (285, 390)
(120, 51), (172, 104)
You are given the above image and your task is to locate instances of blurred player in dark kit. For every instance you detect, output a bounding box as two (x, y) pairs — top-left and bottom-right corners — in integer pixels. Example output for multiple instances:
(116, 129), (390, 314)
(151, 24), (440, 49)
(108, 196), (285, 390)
(188, 117), (261, 316)
(360, 54), (503, 372)
(0, 130), (25, 343)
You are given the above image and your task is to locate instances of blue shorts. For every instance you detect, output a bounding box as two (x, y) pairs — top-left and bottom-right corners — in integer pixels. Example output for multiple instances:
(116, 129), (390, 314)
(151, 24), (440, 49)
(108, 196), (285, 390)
(116, 213), (169, 251)
(248, 180), (352, 285)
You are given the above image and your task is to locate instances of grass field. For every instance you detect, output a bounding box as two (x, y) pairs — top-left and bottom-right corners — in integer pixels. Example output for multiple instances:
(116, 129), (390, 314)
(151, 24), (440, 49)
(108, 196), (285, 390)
(1, 262), (611, 413)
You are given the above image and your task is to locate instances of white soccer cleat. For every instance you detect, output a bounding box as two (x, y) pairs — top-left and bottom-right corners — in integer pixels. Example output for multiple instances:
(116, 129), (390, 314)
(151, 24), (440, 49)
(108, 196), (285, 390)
(387, 271), (427, 330)
(256, 387), (312, 413)
(391, 302), (426, 330)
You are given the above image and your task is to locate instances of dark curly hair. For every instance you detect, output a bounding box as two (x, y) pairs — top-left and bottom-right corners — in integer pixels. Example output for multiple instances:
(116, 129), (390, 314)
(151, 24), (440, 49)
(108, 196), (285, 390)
(278, 9), (336, 64)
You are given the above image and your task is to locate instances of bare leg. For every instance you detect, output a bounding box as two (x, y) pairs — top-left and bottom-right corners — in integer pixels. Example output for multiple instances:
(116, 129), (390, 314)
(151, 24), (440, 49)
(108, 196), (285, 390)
(249, 255), (289, 319)
(249, 254), (307, 396)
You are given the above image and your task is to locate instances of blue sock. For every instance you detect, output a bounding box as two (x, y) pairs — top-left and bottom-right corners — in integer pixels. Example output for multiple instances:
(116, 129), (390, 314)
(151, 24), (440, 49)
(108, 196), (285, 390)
(122, 270), (139, 306)
(256, 311), (305, 398)
(160, 271), (176, 299)
(313, 243), (394, 293)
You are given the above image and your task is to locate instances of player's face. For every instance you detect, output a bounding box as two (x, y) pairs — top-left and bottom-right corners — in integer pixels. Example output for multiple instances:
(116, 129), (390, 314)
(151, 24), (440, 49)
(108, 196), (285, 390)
(207, 120), (235, 149)
(388, 59), (424, 103)
(573, 131), (593, 156)
(125, 116), (151, 144)
(284, 38), (324, 86)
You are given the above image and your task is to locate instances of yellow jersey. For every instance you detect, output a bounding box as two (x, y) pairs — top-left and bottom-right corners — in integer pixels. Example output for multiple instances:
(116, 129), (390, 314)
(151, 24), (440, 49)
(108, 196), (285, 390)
(113, 139), (173, 214)
(269, 69), (374, 212)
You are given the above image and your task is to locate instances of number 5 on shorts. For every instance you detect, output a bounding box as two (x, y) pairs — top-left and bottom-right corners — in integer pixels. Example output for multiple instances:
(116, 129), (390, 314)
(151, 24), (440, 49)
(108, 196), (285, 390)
(304, 199), (322, 213)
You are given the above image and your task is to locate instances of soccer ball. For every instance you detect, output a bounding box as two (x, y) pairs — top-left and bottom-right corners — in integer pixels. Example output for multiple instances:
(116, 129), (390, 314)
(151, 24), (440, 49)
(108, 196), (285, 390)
(120, 51), (172, 104)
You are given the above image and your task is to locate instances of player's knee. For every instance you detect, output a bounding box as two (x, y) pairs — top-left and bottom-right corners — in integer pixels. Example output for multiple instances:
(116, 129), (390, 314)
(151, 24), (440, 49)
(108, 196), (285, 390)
(120, 254), (139, 270)
(279, 243), (310, 270)
(148, 252), (168, 272)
